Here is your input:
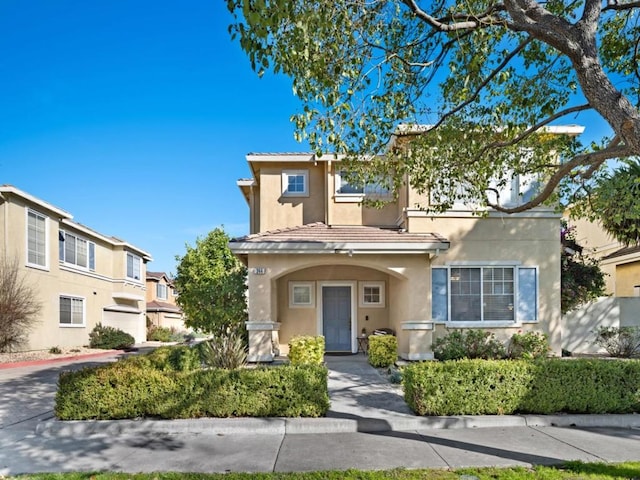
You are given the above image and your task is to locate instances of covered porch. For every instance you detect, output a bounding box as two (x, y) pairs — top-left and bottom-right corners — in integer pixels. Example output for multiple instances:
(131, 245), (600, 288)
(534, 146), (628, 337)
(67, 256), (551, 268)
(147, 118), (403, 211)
(229, 223), (449, 362)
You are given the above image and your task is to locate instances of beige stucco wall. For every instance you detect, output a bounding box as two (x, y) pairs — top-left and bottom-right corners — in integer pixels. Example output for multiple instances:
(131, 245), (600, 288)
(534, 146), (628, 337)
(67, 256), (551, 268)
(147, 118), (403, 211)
(615, 262), (640, 297)
(247, 253), (431, 354)
(257, 163), (326, 231)
(409, 212), (562, 354)
(0, 193), (147, 351)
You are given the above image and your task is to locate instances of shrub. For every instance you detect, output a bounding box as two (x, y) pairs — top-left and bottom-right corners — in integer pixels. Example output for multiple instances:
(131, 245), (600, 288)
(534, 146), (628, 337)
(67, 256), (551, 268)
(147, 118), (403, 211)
(594, 326), (640, 358)
(55, 362), (329, 420)
(199, 327), (247, 369)
(88, 323), (135, 350)
(368, 334), (397, 368)
(49, 346), (62, 354)
(403, 358), (640, 416)
(288, 335), (325, 365)
(132, 345), (201, 372)
(0, 255), (41, 352)
(432, 329), (506, 361)
(147, 325), (174, 342)
(508, 331), (550, 359)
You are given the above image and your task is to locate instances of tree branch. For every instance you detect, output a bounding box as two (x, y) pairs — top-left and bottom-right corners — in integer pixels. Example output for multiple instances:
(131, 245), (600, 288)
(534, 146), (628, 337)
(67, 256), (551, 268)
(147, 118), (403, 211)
(487, 144), (632, 213)
(602, 0), (640, 11)
(401, 0), (505, 31)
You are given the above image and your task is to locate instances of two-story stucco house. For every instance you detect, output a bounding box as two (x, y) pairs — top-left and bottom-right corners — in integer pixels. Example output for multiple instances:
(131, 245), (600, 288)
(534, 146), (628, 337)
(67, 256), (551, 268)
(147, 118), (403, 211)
(0, 185), (152, 351)
(230, 129), (582, 362)
(146, 271), (186, 331)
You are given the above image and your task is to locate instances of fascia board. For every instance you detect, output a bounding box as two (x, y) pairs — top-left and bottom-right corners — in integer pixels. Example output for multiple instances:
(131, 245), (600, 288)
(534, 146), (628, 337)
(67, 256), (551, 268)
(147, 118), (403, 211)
(229, 241), (450, 254)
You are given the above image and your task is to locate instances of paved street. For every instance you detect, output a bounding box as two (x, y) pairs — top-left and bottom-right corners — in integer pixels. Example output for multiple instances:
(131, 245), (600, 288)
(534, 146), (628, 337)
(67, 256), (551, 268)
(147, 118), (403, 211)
(1, 353), (639, 475)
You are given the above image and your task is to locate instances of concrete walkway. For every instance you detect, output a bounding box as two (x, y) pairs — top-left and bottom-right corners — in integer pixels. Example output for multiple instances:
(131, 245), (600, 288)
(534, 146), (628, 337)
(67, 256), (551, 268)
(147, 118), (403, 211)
(1, 351), (639, 475)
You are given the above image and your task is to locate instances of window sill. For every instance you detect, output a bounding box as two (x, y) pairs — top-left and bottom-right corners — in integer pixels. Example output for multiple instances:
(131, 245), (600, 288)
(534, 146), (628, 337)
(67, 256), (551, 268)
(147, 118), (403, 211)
(26, 263), (49, 272)
(441, 321), (521, 329)
(59, 324), (86, 328)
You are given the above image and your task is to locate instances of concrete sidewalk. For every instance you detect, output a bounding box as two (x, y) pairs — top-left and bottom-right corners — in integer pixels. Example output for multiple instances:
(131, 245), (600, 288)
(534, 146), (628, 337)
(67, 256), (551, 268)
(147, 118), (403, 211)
(1, 351), (639, 475)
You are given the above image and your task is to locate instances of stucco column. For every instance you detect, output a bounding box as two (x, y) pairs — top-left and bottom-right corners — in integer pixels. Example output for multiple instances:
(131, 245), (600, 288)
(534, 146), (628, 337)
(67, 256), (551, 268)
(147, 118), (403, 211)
(400, 321), (435, 360)
(246, 261), (280, 362)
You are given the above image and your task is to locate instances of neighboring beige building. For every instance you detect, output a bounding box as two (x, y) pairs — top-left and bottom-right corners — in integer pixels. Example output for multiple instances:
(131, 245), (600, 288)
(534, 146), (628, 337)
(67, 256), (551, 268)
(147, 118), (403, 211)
(146, 271), (186, 331)
(568, 216), (640, 297)
(230, 130), (581, 361)
(0, 185), (152, 351)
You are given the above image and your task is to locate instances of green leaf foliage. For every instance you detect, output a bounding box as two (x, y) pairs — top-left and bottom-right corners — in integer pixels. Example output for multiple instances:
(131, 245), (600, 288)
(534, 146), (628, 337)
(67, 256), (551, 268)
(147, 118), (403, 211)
(288, 335), (325, 365)
(55, 358), (329, 420)
(174, 228), (247, 335)
(368, 334), (397, 368)
(403, 359), (640, 416)
(88, 323), (135, 350)
(227, 0), (640, 215)
(432, 329), (506, 361)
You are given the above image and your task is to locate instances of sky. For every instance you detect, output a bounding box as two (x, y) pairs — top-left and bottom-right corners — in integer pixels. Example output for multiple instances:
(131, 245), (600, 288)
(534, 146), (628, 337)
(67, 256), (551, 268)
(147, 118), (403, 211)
(0, 1), (614, 275)
(0, 0), (307, 274)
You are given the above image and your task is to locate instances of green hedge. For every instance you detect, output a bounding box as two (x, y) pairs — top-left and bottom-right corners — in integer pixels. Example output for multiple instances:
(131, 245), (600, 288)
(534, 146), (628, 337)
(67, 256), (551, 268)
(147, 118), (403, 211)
(288, 335), (325, 365)
(368, 335), (398, 368)
(55, 362), (329, 420)
(403, 359), (640, 416)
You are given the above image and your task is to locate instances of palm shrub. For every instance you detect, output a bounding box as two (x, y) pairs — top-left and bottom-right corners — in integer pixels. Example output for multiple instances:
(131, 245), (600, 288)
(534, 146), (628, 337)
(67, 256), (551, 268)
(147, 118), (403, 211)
(289, 335), (325, 365)
(199, 327), (247, 369)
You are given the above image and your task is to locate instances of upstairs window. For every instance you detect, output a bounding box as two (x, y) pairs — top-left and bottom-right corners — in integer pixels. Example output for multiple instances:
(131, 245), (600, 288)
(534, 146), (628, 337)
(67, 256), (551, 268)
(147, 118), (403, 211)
(59, 231), (95, 270)
(335, 170), (390, 200)
(27, 210), (48, 268)
(282, 170), (309, 197)
(126, 252), (142, 281)
(156, 283), (168, 300)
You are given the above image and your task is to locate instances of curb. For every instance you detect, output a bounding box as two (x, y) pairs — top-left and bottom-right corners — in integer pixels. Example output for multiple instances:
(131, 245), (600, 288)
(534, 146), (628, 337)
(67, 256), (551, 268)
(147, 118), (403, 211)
(0, 350), (120, 370)
(36, 413), (640, 437)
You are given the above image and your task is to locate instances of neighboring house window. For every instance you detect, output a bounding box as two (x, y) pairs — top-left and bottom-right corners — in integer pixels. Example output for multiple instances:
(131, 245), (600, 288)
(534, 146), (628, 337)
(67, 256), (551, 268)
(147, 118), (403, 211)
(172, 287), (179, 297)
(157, 283), (168, 300)
(335, 170), (390, 199)
(289, 282), (314, 307)
(359, 281), (385, 307)
(59, 231), (96, 270)
(282, 170), (309, 197)
(126, 252), (142, 280)
(26, 210), (48, 268)
(432, 266), (538, 323)
(59, 296), (85, 326)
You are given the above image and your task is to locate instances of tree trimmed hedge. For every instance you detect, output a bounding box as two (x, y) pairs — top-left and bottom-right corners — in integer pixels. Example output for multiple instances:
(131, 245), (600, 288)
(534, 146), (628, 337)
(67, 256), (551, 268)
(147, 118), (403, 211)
(368, 335), (398, 368)
(56, 361), (329, 420)
(403, 359), (640, 416)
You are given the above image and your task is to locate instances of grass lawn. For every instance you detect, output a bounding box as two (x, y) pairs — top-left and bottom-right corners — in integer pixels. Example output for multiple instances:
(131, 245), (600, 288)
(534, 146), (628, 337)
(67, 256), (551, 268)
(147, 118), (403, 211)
(10, 462), (640, 479)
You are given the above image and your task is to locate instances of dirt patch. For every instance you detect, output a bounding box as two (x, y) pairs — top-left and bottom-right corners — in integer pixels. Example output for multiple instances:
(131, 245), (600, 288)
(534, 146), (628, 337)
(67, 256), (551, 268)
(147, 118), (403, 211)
(0, 346), (112, 364)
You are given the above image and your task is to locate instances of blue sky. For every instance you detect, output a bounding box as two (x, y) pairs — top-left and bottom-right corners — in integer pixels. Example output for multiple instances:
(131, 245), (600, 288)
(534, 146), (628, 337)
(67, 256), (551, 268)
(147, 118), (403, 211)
(0, 0), (308, 274)
(1, 1), (613, 274)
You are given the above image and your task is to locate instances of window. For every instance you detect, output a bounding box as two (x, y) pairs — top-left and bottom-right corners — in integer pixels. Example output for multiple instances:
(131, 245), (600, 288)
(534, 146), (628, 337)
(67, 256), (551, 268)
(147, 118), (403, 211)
(59, 231), (96, 270)
(126, 252), (142, 280)
(59, 296), (84, 326)
(359, 281), (385, 307)
(282, 170), (309, 197)
(27, 210), (48, 268)
(432, 266), (538, 323)
(289, 282), (314, 307)
(335, 170), (390, 199)
(157, 283), (167, 300)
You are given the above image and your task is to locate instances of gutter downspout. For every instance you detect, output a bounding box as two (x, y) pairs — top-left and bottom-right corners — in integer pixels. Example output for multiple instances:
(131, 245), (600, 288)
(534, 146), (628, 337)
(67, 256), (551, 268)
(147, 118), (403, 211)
(325, 159), (332, 226)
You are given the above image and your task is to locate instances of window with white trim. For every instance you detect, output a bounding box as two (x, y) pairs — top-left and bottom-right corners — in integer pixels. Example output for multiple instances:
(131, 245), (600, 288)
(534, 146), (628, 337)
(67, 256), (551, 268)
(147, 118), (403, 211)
(289, 282), (315, 307)
(26, 210), (48, 268)
(59, 296), (85, 326)
(335, 170), (391, 199)
(359, 281), (385, 307)
(282, 170), (309, 197)
(432, 266), (538, 323)
(59, 231), (96, 270)
(126, 252), (142, 281)
(157, 283), (167, 300)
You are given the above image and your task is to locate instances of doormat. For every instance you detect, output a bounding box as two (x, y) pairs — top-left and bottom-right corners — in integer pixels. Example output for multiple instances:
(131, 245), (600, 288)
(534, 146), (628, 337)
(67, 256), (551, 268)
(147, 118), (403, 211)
(324, 352), (356, 356)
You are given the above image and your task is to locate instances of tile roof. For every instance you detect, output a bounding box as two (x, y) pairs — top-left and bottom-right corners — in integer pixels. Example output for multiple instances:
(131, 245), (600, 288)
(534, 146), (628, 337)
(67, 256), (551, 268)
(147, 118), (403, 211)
(602, 245), (640, 260)
(230, 223), (449, 255)
(235, 222), (446, 244)
(146, 300), (182, 313)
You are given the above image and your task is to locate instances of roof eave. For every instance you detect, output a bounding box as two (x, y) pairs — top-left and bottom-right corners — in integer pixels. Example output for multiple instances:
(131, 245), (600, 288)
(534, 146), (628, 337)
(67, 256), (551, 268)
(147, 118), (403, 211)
(229, 241), (450, 255)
